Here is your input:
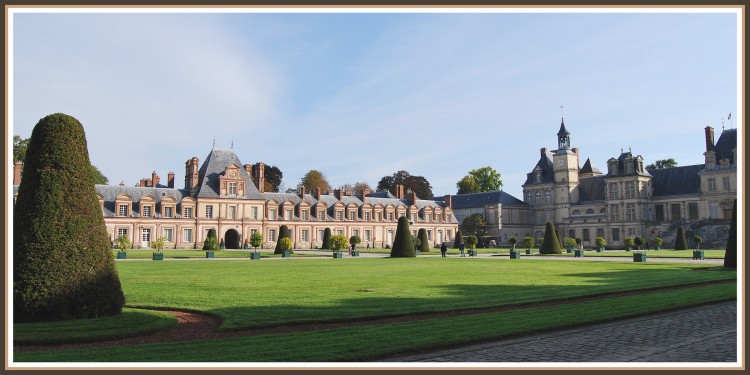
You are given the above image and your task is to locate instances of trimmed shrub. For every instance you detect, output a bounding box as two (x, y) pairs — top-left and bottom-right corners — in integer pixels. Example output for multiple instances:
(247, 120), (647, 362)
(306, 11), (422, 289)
(279, 238), (293, 254)
(522, 236), (535, 249)
(115, 235), (132, 251)
(203, 229), (217, 250)
(152, 236), (166, 252)
(274, 225), (291, 254)
(464, 235), (478, 250)
(563, 237), (576, 249)
(693, 235), (702, 250)
(634, 236), (644, 250)
(674, 226), (688, 250)
(349, 235), (361, 246)
(321, 228), (332, 250)
(417, 228), (430, 252)
(330, 234), (348, 251)
(390, 216), (416, 257)
(724, 199), (737, 268)
(249, 231), (263, 251)
(595, 237), (607, 248)
(540, 222), (562, 254)
(508, 237), (518, 250)
(13, 113), (125, 322)
(453, 230), (464, 249)
(623, 237), (634, 249)
(652, 236), (663, 250)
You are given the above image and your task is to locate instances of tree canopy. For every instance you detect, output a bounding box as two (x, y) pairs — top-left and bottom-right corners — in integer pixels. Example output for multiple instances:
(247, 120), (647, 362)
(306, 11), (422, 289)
(263, 165), (283, 193)
(456, 166), (503, 194)
(298, 170), (332, 194)
(338, 181), (372, 196)
(377, 170), (434, 199)
(646, 158), (678, 170)
(460, 214), (487, 239)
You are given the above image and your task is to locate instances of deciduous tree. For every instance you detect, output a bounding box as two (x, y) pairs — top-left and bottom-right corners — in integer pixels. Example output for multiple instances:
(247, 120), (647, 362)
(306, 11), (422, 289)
(646, 158), (678, 170)
(456, 166), (503, 194)
(377, 170), (434, 199)
(298, 170), (331, 194)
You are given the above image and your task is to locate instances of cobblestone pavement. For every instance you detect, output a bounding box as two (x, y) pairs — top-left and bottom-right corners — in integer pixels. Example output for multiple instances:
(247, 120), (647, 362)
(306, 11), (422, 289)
(382, 301), (739, 364)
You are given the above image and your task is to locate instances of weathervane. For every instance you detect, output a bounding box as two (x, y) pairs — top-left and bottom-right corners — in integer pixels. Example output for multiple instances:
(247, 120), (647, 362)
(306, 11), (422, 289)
(560, 105), (564, 119)
(212, 136), (215, 149)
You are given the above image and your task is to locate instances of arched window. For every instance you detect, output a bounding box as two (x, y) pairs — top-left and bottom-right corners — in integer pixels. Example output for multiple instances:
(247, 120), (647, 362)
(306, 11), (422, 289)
(545, 191), (551, 205)
(585, 208), (595, 215)
(572, 209), (581, 215)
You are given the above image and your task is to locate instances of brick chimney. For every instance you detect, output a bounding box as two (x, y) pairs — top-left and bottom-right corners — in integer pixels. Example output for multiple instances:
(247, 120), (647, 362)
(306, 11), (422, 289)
(407, 191), (417, 206)
(185, 157), (199, 190)
(254, 162), (265, 193)
(540, 147), (547, 157)
(315, 187), (321, 200)
(167, 172), (175, 188)
(395, 184), (404, 199)
(705, 126), (715, 152)
(361, 188), (370, 200)
(13, 161), (22, 185)
(152, 171), (160, 187)
(444, 194), (452, 209)
(334, 189), (343, 200)
(571, 147), (578, 155)
(300, 185), (306, 199)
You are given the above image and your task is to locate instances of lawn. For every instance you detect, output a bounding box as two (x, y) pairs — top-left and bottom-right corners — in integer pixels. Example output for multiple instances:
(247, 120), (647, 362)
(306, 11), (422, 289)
(13, 258), (736, 363)
(114, 258), (733, 330)
(112, 249), (318, 259)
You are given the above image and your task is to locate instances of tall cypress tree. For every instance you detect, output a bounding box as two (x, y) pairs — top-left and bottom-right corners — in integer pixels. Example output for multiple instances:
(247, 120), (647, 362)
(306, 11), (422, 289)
(724, 199), (737, 268)
(274, 225), (291, 254)
(417, 228), (430, 252)
(540, 222), (562, 254)
(453, 230), (464, 249)
(321, 227), (332, 250)
(390, 216), (416, 257)
(674, 226), (688, 250)
(14, 113), (125, 322)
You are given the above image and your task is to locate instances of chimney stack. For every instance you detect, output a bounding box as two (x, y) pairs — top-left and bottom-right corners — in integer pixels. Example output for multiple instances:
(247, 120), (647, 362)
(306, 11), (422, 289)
(396, 184), (404, 199)
(361, 188), (371, 201)
(334, 189), (343, 200)
(254, 162), (266, 193)
(705, 126), (715, 152)
(152, 171), (160, 187)
(185, 157), (199, 190)
(540, 147), (547, 158)
(13, 161), (22, 185)
(300, 185), (307, 199)
(244, 164), (253, 179)
(571, 147), (578, 155)
(167, 172), (175, 188)
(315, 187), (321, 200)
(407, 191), (417, 206)
(444, 194), (452, 209)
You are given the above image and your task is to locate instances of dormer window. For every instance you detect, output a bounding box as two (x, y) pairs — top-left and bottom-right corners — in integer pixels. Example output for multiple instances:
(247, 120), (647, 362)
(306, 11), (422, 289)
(228, 182), (237, 195)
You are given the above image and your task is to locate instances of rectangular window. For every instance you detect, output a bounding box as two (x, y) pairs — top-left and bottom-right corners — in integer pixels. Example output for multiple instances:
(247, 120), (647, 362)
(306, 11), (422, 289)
(228, 206), (237, 219)
(609, 184), (619, 199)
(318, 211), (325, 221)
(142, 206), (152, 218)
(301, 210), (308, 220)
(568, 229), (575, 238)
(285, 209), (292, 221)
(447, 230), (452, 240)
(411, 213), (417, 223)
(376, 212), (382, 221)
(609, 205), (619, 222)
(301, 230), (309, 242)
(723, 177), (730, 191)
(251, 206), (258, 220)
(183, 228), (193, 243)
(269, 209), (276, 220)
(117, 228), (128, 238)
(205, 205), (213, 219)
(388, 212), (394, 221)
(670, 204), (682, 221)
(353, 229), (359, 237)
(427, 230), (432, 241)
(708, 178), (716, 192)
(535, 211), (543, 225)
(183, 207), (193, 219)
(164, 206), (173, 218)
(582, 228), (590, 241)
(655, 205), (664, 221)
(163, 228), (173, 242)
(364, 212), (371, 221)
(269, 229), (276, 242)
(118, 204), (128, 217)
(337, 229), (343, 235)
(349, 211), (355, 221)
(626, 203), (636, 221)
(364, 230), (371, 241)
(628, 228), (636, 236)
(597, 228), (604, 238)
(318, 229), (325, 240)
(336, 211), (342, 221)
(228, 182), (237, 195)
(142, 228), (151, 243)
(626, 182), (637, 199)
(611, 228), (620, 242)
(709, 201), (719, 218)
(688, 203), (699, 220)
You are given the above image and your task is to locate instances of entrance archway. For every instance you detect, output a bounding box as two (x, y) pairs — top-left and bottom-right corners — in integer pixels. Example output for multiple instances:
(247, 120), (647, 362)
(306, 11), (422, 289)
(224, 229), (240, 249)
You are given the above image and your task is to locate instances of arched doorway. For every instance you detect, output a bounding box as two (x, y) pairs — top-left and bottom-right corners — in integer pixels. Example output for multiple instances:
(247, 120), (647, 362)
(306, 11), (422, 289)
(224, 229), (240, 249)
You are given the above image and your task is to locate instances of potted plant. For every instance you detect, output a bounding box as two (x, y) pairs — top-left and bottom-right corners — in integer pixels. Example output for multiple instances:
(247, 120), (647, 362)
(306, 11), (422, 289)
(508, 237), (518, 251)
(465, 235), (478, 257)
(634, 236), (644, 250)
(595, 237), (606, 252)
(331, 234), (347, 258)
(633, 251), (647, 262)
(279, 237), (293, 258)
(522, 236), (534, 255)
(624, 237), (634, 251)
(693, 235), (704, 260)
(575, 237), (583, 250)
(349, 235), (361, 257)
(115, 234), (131, 259)
(652, 236), (663, 250)
(564, 237), (576, 253)
(152, 236), (165, 261)
(249, 231), (263, 259)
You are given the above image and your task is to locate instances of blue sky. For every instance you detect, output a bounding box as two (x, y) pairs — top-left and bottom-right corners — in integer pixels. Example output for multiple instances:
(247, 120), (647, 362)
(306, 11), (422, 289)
(10, 8), (740, 200)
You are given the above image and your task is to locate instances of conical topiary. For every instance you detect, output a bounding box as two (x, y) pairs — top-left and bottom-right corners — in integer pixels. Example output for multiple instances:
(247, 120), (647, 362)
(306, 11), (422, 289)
(321, 227), (332, 250)
(203, 229), (217, 250)
(724, 199), (737, 268)
(453, 230), (464, 249)
(674, 226), (688, 250)
(390, 216), (416, 257)
(274, 225), (291, 254)
(417, 228), (430, 252)
(14, 113), (125, 322)
(540, 222), (562, 254)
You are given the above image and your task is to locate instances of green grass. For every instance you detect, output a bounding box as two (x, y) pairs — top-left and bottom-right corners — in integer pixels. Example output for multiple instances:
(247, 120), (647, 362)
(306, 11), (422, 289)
(13, 308), (177, 345)
(15, 283), (735, 362)
(115, 258), (734, 330)
(112, 249), (318, 259)
(356, 248), (727, 258)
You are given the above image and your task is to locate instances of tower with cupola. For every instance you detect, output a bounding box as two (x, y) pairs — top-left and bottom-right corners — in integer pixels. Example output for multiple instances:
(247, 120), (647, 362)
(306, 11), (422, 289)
(551, 118), (580, 221)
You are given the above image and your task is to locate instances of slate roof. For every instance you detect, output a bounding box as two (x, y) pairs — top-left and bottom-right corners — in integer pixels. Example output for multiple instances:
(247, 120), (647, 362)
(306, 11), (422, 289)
(606, 152), (652, 177)
(95, 185), (190, 217)
(649, 164), (703, 196)
(524, 151), (555, 185)
(557, 119), (570, 136)
(579, 158), (602, 175)
(714, 129), (737, 163)
(449, 190), (526, 209)
(576, 175), (606, 202)
(194, 148), (264, 199)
